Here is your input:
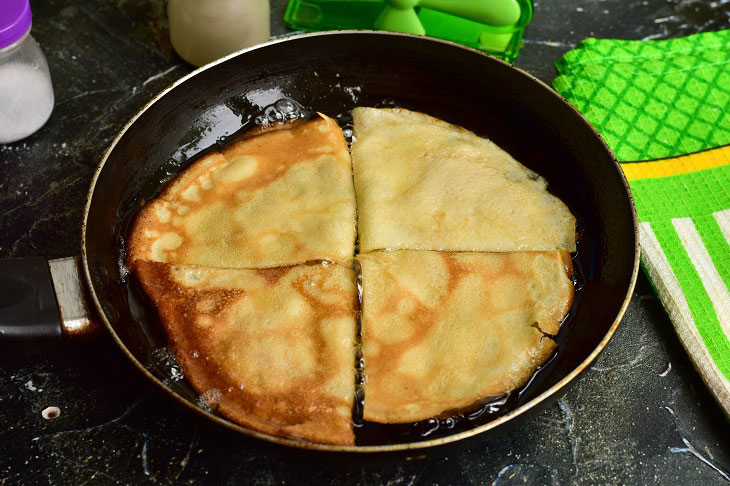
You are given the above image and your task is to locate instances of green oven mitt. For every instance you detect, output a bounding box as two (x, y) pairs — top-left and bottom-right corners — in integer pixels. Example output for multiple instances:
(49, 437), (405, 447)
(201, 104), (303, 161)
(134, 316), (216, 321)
(553, 30), (730, 418)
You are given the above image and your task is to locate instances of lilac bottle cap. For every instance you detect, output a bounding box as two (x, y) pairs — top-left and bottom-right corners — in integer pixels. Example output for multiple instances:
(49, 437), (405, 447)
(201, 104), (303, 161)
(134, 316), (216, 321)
(0, 0), (32, 49)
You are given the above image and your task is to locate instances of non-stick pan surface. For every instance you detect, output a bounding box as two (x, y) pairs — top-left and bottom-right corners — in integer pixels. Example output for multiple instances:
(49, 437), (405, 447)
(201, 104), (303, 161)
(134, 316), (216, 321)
(82, 32), (639, 458)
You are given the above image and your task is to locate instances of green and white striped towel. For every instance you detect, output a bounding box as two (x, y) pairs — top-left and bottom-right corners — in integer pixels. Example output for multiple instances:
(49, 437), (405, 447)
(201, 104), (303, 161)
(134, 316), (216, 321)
(553, 31), (730, 417)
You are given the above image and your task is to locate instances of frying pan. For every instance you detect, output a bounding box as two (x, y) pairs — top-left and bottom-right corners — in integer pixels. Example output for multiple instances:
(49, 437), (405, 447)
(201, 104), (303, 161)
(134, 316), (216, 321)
(0, 32), (639, 460)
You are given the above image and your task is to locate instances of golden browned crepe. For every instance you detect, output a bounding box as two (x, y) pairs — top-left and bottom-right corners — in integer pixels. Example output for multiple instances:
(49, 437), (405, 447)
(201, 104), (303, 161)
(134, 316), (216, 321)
(134, 260), (358, 445)
(351, 107), (576, 253)
(358, 250), (574, 424)
(127, 107), (579, 443)
(127, 114), (356, 269)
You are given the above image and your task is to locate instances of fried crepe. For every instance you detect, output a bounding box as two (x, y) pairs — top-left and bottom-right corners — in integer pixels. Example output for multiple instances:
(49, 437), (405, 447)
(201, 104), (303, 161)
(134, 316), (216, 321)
(127, 114), (356, 269)
(134, 260), (358, 445)
(351, 107), (576, 253)
(358, 250), (573, 424)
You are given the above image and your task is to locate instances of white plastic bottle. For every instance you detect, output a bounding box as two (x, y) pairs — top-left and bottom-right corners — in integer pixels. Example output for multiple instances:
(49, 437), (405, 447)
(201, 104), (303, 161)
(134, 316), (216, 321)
(0, 0), (54, 144)
(168, 0), (271, 67)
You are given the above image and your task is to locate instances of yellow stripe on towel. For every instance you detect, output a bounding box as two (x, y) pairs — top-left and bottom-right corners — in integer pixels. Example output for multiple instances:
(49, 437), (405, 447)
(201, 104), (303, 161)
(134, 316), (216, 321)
(620, 144), (730, 181)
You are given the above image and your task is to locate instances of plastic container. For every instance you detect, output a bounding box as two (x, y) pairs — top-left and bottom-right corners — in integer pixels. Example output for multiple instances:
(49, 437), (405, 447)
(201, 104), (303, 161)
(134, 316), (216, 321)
(284, 0), (533, 62)
(168, 0), (271, 67)
(0, 0), (54, 144)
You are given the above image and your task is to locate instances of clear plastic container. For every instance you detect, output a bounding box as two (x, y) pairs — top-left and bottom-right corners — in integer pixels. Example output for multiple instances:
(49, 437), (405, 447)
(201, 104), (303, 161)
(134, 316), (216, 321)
(0, 0), (54, 144)
(168, 0), (271, 67)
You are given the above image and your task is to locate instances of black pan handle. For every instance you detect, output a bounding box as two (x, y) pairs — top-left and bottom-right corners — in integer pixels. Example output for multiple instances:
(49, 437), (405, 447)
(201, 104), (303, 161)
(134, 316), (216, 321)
(0, 256), (99, 355)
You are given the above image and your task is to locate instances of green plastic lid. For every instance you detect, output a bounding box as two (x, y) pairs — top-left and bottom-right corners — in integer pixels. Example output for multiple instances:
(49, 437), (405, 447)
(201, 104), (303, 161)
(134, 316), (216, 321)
(284, 0), (533, 63)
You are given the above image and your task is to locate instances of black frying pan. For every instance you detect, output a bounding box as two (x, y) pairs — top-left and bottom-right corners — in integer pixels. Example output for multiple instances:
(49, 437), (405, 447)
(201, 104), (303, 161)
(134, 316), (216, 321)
(3, 32), (639, 460)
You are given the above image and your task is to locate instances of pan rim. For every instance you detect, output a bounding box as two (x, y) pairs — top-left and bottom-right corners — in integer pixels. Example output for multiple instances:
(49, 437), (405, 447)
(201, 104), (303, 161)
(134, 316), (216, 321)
(81, 30), (640, 454)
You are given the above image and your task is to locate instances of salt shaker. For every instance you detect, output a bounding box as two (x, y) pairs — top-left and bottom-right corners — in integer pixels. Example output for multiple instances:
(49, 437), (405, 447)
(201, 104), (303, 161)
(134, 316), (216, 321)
(168, 0), (271, 67)
(0, 0), (54, 144)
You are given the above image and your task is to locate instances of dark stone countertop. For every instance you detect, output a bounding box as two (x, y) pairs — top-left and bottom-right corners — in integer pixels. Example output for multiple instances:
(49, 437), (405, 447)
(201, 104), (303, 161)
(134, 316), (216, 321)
(1, 0), (729, 484)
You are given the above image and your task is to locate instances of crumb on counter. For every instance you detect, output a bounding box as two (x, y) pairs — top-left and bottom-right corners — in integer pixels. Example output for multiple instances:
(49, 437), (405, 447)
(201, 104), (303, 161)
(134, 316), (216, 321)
(41, 406), (61, 420)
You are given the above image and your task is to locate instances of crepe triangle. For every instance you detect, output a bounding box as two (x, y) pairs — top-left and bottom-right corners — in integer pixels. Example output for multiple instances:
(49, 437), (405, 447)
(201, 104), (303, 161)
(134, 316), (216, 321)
(358, 250), (574, 423)
(351, 107), (576, 254)
(127, 114), (356, 269)
(134, 260), (358, 445)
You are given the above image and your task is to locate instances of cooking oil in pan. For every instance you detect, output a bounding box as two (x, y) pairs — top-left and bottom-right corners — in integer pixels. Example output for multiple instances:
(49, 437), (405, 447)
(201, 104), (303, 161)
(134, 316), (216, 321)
(255, 99), (309, 126)
(150, 347), (185, 384)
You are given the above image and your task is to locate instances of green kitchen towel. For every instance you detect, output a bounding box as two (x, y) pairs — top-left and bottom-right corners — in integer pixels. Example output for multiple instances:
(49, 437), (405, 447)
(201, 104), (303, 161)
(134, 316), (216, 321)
(556, 31), (730, 74)
(554, 31), (730, 418)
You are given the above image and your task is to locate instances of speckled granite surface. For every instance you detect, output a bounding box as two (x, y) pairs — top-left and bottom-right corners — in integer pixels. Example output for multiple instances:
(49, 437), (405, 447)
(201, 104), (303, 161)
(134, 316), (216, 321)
(1, 0), (729, 484)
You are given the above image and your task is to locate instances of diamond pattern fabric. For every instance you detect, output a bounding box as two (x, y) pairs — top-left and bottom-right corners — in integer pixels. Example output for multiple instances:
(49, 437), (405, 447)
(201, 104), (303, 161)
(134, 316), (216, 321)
(553, 31), (730, 418)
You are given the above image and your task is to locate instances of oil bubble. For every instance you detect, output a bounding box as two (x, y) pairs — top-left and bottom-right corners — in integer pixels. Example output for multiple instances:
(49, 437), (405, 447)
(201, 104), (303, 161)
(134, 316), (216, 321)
(197, 389), (222, 412)
(150, 347), (184, 383)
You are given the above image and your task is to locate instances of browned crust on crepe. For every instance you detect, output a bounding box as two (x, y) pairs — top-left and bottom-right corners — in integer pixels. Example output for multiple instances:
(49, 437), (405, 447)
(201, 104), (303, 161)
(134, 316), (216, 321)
(134, 260), (358, 445)
(358, 250), (574, 424)
(126, 115), (356, 269)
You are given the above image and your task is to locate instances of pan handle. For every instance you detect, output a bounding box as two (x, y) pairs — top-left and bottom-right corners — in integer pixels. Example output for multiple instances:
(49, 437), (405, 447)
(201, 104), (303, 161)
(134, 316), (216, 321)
(0, 256), (100, 355)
